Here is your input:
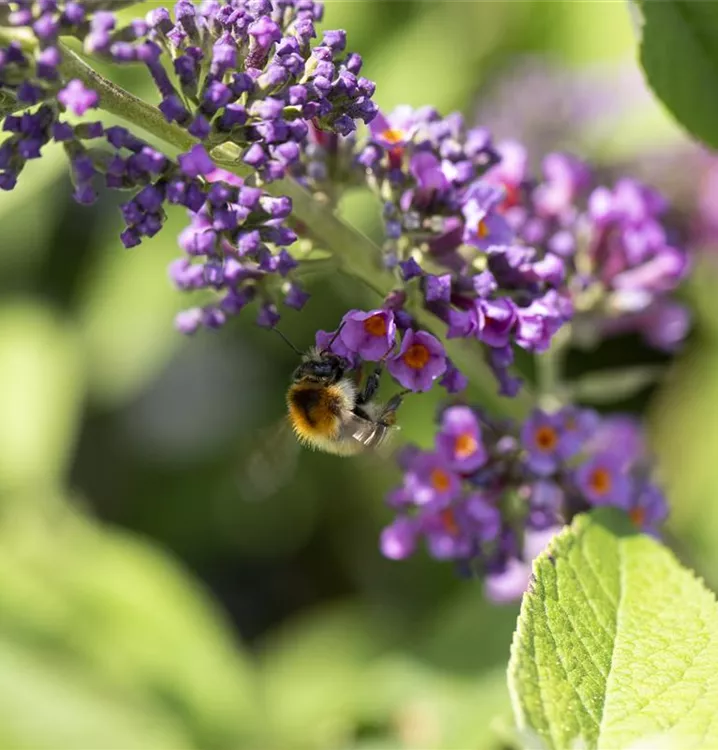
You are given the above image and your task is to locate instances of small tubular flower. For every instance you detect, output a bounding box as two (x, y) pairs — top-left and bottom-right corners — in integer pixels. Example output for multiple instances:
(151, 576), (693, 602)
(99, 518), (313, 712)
(387, 329), (447, 392)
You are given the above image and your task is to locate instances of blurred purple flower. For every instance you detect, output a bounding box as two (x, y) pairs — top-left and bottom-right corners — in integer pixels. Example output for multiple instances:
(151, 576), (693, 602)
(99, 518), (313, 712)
(436, 405), (487, 473)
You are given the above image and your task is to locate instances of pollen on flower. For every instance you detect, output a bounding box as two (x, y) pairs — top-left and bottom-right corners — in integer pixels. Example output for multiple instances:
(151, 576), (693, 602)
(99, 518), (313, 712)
(454, 433), (478, 460)
(363, 314), (388, 337)
(382, 128), (405, 145)
(440, 508), (459, 535)
(535, 425), (558, 452)
(477, 218), (490, 238)
(588, 466), (612, 496)
(403, 343), (430, 370)
(430, 468), (451, 492)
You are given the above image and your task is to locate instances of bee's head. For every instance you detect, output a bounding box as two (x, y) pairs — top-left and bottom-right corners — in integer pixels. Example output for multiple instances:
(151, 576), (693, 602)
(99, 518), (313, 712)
(292, 349), (349, 384)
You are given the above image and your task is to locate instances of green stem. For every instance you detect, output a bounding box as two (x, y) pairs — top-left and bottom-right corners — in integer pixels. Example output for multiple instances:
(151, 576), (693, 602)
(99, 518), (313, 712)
(0, 27), (531, 416)
(59, 44), (196, 151)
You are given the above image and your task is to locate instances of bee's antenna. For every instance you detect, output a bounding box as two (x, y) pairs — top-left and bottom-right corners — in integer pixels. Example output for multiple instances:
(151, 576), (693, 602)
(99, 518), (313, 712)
(273, 327), (303, 355)
(320, 322), (345, 354)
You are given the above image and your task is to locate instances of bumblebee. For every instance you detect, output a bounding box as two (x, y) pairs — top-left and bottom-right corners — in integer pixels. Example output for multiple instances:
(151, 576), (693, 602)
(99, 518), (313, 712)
(232, 331), (406, 501)
(286, 345), (405, 456)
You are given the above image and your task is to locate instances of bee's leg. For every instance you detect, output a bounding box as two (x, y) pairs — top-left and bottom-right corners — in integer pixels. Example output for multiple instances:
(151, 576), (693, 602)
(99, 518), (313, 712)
(355, 364), (383, 406)
(378, 389), (411, 426)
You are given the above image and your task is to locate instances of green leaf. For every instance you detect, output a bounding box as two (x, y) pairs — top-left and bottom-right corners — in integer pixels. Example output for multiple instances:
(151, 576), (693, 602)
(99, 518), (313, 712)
(637, 0), (718, 149)
(508, 508), (718, 750)
(0, 500), (259, 749)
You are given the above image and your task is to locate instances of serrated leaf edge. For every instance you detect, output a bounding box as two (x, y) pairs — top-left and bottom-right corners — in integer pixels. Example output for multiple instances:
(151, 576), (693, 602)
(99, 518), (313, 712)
(508, 510), (718, 750)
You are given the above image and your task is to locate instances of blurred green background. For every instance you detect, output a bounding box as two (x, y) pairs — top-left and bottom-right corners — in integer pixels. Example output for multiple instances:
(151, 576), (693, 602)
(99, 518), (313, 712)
(1, 2), (716, 748)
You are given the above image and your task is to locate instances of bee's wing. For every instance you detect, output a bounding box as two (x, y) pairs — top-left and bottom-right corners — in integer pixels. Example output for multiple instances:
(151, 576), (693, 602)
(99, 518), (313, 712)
(234, 416), (302, 501)
(342, 410), (399, 452)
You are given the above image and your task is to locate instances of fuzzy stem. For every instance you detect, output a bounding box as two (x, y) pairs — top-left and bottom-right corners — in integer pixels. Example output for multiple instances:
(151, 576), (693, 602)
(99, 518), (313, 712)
(60, 44), (197, 151)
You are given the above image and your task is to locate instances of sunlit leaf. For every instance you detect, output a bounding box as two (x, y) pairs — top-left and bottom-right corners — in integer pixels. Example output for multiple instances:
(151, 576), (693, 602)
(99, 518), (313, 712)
(509, 508), (718, 750)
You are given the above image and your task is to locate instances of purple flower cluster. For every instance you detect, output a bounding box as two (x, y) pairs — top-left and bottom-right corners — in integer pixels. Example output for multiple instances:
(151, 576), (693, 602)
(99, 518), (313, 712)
(1, 1), (381, 331)
(381, 404), (667, 601)
(349, 105), (690, 397)
(97, 0), (377, 183)
(317, 308), (449, 393)
(356, 106), (572, 396)
(169, 164), (308, 332)
(489, 143), (691, 352)
(0, 0), (108, 191)
(1, 6), (686, 610)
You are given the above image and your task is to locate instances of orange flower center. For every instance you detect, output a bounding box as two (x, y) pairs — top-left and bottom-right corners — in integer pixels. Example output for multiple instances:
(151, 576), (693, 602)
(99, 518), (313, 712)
(588, 467), (612, 496)
(535, 425), (558, 452)
(403, 343), (430, 370)
(477, 219), (490, 238)
(629, 507), (646, 527)
(363, 314), (387, 337)
(430, 468), (451, 492)
(382, 128), (405, 144)
(440, 508), (459, 535)
(454, 433), (478, 459)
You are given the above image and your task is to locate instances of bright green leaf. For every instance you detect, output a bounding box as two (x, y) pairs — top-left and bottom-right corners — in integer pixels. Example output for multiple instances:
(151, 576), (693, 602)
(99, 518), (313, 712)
(508, 508), (718, 750)
(637, 0), (718, 149)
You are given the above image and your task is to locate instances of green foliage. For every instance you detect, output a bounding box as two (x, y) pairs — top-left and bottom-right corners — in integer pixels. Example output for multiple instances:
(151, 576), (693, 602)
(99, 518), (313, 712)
(0, 303), (84, 492)
(258, 600), (514, 750)
(0, 501), (259, 749)
(77, 208), (185, 407)
(636, 0), (718, 149)
(509, 509), (718, 750)
(0, 640), (192, 750)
